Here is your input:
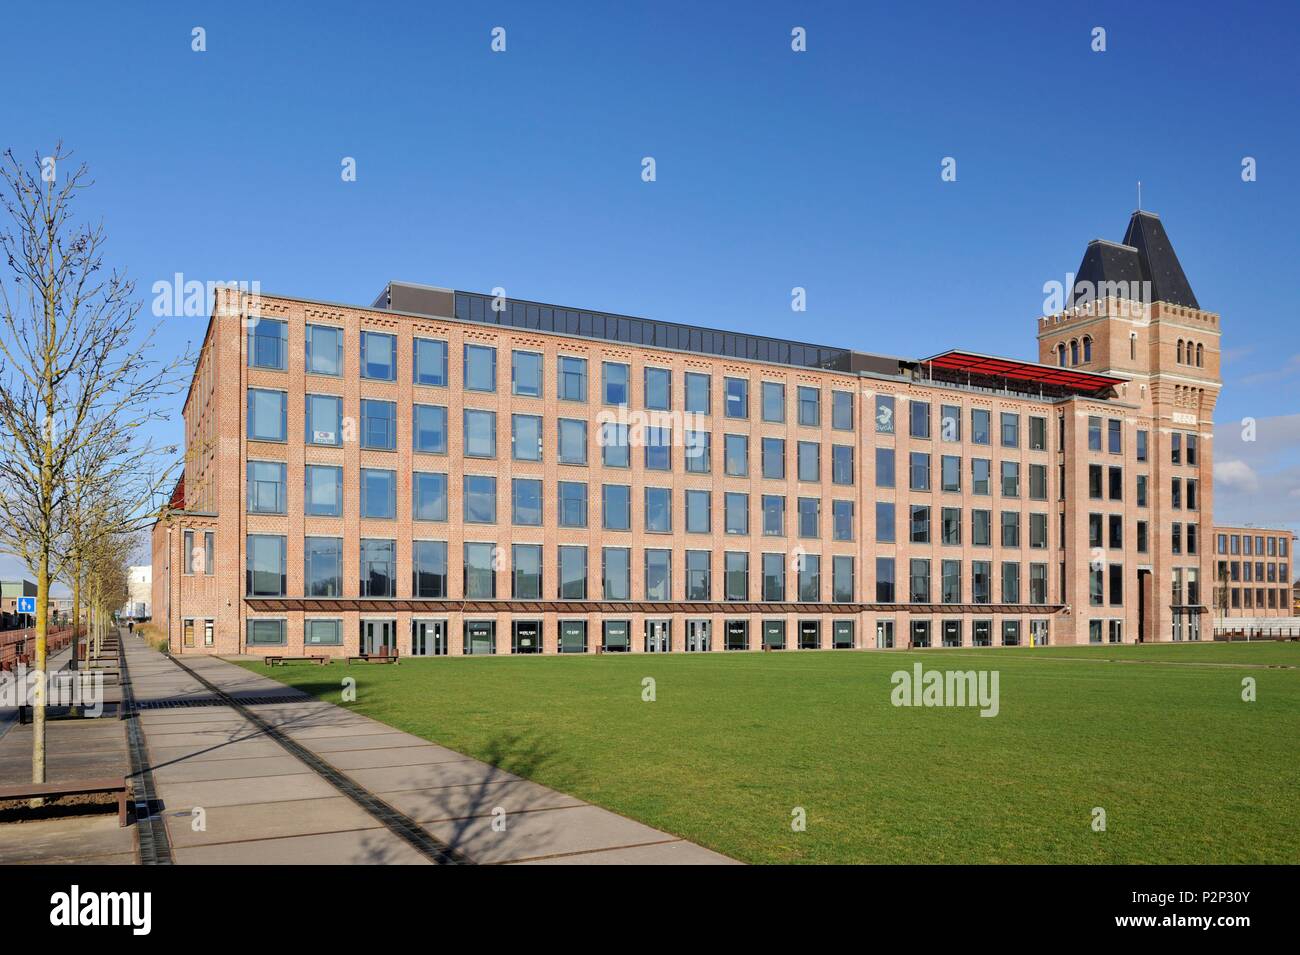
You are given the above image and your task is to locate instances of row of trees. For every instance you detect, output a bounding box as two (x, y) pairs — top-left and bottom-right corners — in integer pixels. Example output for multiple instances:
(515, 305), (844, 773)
(0, 145), (190, 784)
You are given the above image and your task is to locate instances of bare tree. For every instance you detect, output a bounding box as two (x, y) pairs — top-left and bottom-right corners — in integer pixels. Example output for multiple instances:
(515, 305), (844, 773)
(0, 144), (190, 784)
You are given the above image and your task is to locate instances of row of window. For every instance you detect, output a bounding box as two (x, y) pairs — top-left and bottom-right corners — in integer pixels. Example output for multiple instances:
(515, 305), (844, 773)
(1216, 533), (1290, 558)
(1216, 587), (1294, 611)
(246, 534), (1059, 606)
(1055, 336), (1093, 367)
(250, 319), (860, 423)
(1215, 560), (1291, 584)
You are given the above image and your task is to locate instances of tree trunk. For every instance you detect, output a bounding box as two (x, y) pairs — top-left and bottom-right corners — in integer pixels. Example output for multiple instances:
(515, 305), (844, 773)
(32, 552), (48, 790)
(70, 558), (82, 670)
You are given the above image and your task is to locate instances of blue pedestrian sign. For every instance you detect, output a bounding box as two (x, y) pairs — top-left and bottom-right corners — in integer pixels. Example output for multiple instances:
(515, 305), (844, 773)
(17, 596), (35, 614)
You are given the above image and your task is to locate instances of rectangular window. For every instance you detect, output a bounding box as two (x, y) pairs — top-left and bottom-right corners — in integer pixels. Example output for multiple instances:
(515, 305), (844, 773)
(910, 452), (930, 491)
(972, 458), (991, 495)
(1136, 430), (1148, 462)
(798, 497), (819, 539)
(1001, 562), (1020, 603)
(942, 560), (961, 603)
(724, 434), (748, 477)
(247, 388), (287, 442)
(1088, 416), (1102, 451)
(875, 557), (895, 602)
(684, 429), (710, 473)
(512, 544), (542, 598)
(833, 500), (854, 541)
(304, 393), (342, 446)
(511, 414), (542, 462)
(725, 492), (749, 535)
(724, 377), (749, 419)
(1001, 511), (1020, 547)
(304, 465), (342, 517)
(1001, 412), (1020, 448)
(876, 448), (895, 488)
(762, 495), (785, 536)
(248, 317), (287, 370)
(602, 422), (630, 468)
(797, 441), (820, 482)
(1029, 463), (1047, 500)
(603, 484), (631, 531)
(972, 561), (991, 603)
(971, 408), (990, 445)
(910, 505), (931, 544)
(247, 619), (286, 646)
(602, 547), (631, 600)
(876, 502), (895, 543)
(942, 506), (961, 545)
(909, 559), (931, 603)
(557, 481), (588, 528)
(463, 542), (496, 598)
(1001, 461), (1020, 497)
(797, 386), (821, 427)
(557, 355), (587, 402)
(910, 400), (930, 439)
(941, 455), (961, 492)
(685, 489), (711, 534)
(512, 478), (542, 526)
(1108, 418), (1122, 454)
(305, 619), (342, 646)
(305, 324), (343, 376)
(644, 367), (671, 410)
(833, 556), (854, 602)
(558, 546), (587, 599)
(798, 555), (821, 602)
(685, 372), (711, 414)
(511, 350), (543, 398)
(246, 534), (286, 596)
(762, 553), (785, 601)
(685, 550), (711, 600)
(360, 468), (396, 519)
(972, 509), (991, 547)
(247, 460), (286, 514)
(464, 409), (497, 458)
(644, 426), (671, 471)
(725, 552), (749, 600)
(465, 344), (497, 392)
(602, 361), (630, 406)
(303, 537), (342, 597)
(832, 445), (854, 485)
(413, 404), (448, 454)
(644, 486), (671, 533)
(361, 331), (397, 381)
(761, 437), (785, 480)
(1030, 512), (1047, 548)
(360, 399), (397, 450)
(1108, 466), (1123, 501)
(413, 540), (448, 598)
(940, 405), (961, 442)
(413, 337), (448, 387)
(463, 474), (497, 524)
(1030, 563), (1047, 604)
(645, 549), (672, 600)
(413, 471), (448, 522)
(875, 395), (896, 433)
(557, 418), (587, 465)
(1029, 416), (1047, 451)
(832, 391), (853, 430)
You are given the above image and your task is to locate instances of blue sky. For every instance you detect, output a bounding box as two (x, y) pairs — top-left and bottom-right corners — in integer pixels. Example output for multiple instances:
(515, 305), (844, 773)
(2, 0), (1298, 581)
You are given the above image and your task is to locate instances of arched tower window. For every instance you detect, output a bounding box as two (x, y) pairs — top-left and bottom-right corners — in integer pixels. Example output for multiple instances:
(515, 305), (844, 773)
(1082, 336), (1092, 362)
(1130, 333), (1137, 361)
(1070, 339), (1079, 366)
(1177, 339), (1184, 363)
(1057, 343), (1066, 366)
(1196, 343), (1203, 367)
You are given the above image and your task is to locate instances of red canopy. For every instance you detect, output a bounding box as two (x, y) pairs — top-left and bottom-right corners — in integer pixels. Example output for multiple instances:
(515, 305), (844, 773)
(921, 350), (1126, 395)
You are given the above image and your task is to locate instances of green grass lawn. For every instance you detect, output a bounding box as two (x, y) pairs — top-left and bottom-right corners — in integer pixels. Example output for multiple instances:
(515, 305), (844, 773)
(237, 642), (1300, 864)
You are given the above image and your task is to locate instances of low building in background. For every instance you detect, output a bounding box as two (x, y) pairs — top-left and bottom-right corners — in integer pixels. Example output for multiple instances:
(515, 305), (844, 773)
(1211, 525), (1295, 619)
(121, 565), (152, 620)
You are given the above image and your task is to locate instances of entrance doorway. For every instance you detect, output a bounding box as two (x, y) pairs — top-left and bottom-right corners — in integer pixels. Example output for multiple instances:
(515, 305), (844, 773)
(361, 619), (395, 656)
(512, 620), (542, 654)
(686, 620), (710, 652)
(1137, 568), (1152, 643)
(411, 619), (447, 656)
(645, 619), (671, 653)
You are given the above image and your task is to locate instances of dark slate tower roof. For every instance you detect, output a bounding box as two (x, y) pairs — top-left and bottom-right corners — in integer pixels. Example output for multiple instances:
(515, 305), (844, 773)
(1070, 211), (1199, 309)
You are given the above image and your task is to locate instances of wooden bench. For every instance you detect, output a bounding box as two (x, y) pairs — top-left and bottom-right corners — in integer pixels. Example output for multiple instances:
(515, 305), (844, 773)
(346, 654), (399, 665)
(265, 655), (330, 666)
(0, 777), (130, 827)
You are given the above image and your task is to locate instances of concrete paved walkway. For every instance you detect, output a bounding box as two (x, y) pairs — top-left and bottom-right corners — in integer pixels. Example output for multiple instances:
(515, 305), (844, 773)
(132, 638), (735, 865)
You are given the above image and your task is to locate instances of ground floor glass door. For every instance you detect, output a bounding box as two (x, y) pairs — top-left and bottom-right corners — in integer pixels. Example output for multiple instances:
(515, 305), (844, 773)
(644, 620), (671, 652)
(686, 620), (710, 652)
(411, 619), (447, 656)
(361, 619), (395, 655)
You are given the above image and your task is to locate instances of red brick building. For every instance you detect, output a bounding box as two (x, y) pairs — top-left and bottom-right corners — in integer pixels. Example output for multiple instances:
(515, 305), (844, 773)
(153, 211), (1236, 655)
(1211, 525), (1294, 618)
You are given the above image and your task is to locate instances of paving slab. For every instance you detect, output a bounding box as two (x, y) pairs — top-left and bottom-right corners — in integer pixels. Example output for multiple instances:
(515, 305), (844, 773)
(323, 744), (473, 771)
(385, 778), (585, 823)
(157, 772), (340, 810)
(172, 828), (435, 865)
(151, 754), (313, 784)
(0, 814), (136, 864)
(165, 796), (383, 848)
(509, 839), (741, 865)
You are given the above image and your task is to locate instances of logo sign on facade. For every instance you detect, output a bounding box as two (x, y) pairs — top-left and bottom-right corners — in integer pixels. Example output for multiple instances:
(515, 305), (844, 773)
(313, 430), (337, 444)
